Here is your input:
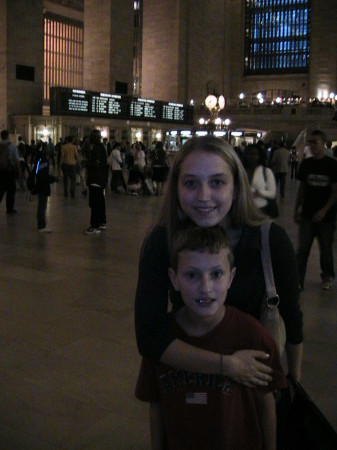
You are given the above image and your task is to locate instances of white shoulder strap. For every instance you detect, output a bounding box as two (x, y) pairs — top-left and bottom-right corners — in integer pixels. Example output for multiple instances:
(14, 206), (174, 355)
(260, 221), (278, 300)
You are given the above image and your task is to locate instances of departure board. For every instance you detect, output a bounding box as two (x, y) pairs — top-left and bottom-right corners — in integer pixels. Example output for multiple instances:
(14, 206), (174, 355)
(63, 89), (90, 114)
(130, 98), (161, 119)
(50, 87), (194, 124)
(162, 102), (185, 121)
(91, 93), (128, 118)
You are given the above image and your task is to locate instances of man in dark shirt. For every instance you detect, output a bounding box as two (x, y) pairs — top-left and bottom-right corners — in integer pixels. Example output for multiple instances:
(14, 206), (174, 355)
(84, 130), (108, 234)
(294, 130), (337, 290)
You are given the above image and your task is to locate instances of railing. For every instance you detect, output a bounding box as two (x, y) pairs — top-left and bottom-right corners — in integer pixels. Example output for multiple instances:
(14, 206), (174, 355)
(206, 105), (336, 121)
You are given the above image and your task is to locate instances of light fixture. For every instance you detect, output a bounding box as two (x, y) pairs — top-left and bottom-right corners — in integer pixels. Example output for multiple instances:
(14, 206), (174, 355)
(101, 130), (108, 138)
(213, 131), (226, 137)
(135, 131), (142, 140)
(223, 119), (231, 142)
(203, 92), (226, 133)
(218, 95), (225, 109)
(156, 132), (162, 140)
(205, 94), (225, 115)
(239, 93), (245, 100)
(205, 94), (217, 111)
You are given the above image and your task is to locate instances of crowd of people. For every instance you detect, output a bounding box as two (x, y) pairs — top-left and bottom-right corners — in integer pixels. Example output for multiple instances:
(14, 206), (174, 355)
(0, 129), (171, 233)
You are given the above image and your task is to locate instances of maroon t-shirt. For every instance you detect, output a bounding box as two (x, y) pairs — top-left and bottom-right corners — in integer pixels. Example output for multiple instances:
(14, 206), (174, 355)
(135, 306), (286, 450)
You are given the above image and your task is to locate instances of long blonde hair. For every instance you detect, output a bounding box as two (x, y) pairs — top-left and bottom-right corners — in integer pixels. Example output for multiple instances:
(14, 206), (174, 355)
(157, 135), (266, 246)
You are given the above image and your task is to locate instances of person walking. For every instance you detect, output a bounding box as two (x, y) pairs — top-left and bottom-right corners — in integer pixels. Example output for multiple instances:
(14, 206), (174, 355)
(84, 130), (108, 234)
(294, 130), (337, 291)
(0, 129), (21, 214)
(59, 136), (79, 198)
(150, 141), (168, 195)
(109, 142), (127, 193)
(243, 143), (277, 217)
(47, 137), (56, 168)
(33, 143), (58, 232)
(270, 143), (289, 198)
(289, 146), (299, 179)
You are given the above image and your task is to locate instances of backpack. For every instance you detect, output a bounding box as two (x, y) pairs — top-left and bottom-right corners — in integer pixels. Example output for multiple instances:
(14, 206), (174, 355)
(0, 142), (10, 171)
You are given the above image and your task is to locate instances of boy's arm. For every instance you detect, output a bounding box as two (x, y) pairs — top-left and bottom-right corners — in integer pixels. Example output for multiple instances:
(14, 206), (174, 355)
(150, 402), (167, 450)
(255, 392), (276, 450)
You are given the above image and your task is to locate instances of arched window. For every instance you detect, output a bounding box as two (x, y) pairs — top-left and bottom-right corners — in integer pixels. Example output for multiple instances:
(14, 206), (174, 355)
(44, 14), (83, 102)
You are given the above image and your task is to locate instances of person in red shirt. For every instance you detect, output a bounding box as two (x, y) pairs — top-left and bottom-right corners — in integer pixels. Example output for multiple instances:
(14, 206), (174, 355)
(136, 225), (286, 450)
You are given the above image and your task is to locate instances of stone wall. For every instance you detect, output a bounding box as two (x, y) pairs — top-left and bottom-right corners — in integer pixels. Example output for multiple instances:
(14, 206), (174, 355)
(142, 0), (226, 105)
(6, 0), (44, 117)
(0, 0), (7, 129)
(83, 0), (133, 95)
(309, 0), (337, 99)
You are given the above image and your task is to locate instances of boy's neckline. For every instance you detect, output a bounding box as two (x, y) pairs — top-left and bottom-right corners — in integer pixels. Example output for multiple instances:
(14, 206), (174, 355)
(174, 305), (226, 338)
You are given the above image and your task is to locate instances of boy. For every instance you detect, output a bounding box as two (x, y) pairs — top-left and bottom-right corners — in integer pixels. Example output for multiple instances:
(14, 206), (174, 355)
(135, 225), (286, 450)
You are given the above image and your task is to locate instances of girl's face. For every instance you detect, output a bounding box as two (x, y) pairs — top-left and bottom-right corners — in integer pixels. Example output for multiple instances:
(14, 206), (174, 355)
(178, 150), (235, 227)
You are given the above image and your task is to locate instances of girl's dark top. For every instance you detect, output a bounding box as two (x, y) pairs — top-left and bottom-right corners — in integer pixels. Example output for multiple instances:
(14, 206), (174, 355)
(135, 222), (303, 360)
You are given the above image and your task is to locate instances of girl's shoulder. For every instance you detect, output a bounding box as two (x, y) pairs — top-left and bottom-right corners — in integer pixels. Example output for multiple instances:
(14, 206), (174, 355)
(140, 225), (169, 263)
(241, 222), (289, 247)
(145, 224), (167, 245)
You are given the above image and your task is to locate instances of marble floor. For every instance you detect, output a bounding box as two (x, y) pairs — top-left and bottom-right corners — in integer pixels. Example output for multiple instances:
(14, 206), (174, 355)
(0, 175), (336, 449)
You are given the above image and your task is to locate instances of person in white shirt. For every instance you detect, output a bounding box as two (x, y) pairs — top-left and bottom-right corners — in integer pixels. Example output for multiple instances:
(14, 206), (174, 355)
(270, 143), (289, 198)
(109, 143), (127, 193)
(133, 142), (146, 172)
(243, 143), (277, 216)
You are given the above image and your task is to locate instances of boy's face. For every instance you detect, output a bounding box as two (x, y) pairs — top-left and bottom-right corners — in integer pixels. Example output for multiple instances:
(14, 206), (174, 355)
(169, 249), (235, 320)
(308, 135), (325, 159)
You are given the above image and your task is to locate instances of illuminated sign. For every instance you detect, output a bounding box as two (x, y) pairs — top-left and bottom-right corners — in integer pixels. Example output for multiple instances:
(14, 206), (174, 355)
(50, 87), (194, 124)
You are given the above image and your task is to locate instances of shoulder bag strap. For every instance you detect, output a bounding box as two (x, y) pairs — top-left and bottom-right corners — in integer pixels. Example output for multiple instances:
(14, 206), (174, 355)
(260, 221), (279, 303)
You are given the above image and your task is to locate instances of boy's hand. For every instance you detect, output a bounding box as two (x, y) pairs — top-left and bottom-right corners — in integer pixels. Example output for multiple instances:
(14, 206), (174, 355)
(226, 350), (273, 388)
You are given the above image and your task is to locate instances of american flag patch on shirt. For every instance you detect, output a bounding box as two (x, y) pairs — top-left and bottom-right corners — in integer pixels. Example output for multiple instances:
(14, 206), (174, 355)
(185, 392), (207, 405)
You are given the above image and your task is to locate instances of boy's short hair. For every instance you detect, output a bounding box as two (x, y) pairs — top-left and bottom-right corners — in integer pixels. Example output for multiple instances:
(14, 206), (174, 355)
(170, 225), (235, 271)
(311, 129), (326, 143)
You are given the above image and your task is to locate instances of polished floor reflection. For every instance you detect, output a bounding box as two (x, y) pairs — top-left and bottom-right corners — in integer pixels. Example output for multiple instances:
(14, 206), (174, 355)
(0, 177), (336, 449)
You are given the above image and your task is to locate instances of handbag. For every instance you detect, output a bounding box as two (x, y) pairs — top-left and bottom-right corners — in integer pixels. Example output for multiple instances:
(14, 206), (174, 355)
(265, 197), (279, 218)
(286, 376), (337, 450)
(259, 221), (286, 362)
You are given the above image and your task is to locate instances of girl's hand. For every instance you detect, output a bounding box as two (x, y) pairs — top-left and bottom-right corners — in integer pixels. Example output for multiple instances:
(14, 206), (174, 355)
(226, 350), (273, 387)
